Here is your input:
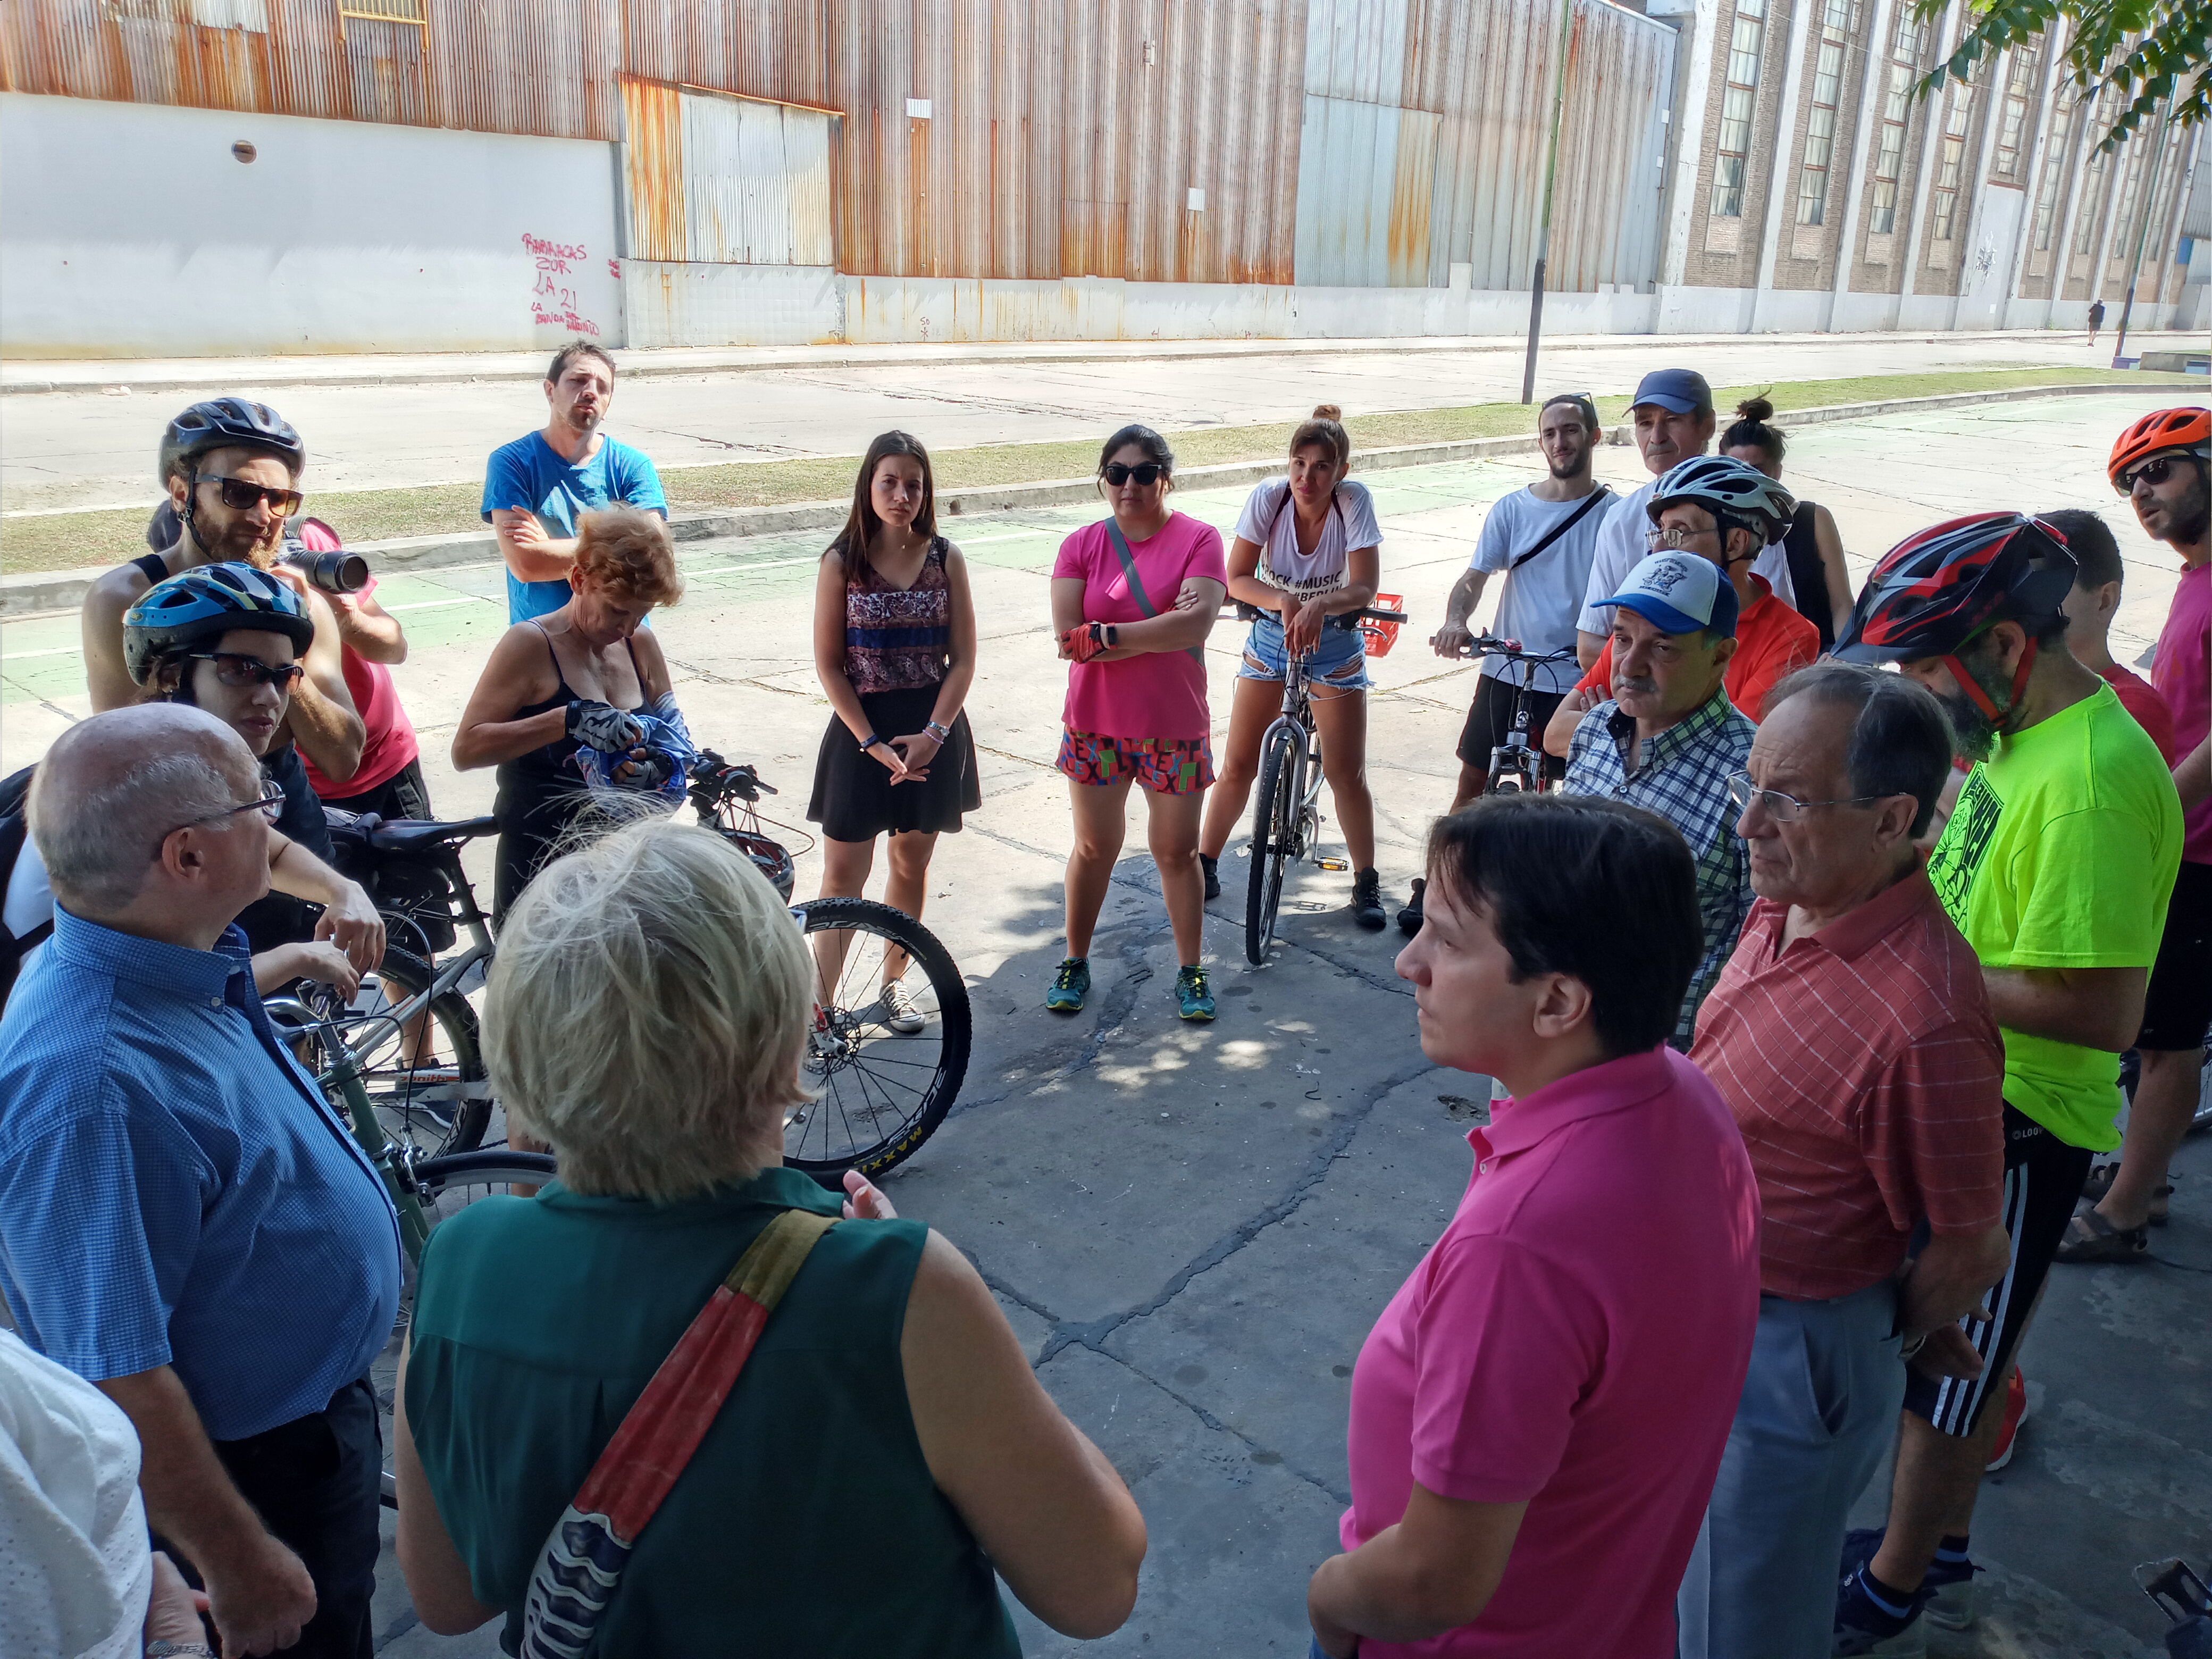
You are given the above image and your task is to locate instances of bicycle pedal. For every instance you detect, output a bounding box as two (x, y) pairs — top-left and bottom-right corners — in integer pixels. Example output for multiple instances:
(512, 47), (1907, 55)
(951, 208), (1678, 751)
(1316, 858), (1350, 872)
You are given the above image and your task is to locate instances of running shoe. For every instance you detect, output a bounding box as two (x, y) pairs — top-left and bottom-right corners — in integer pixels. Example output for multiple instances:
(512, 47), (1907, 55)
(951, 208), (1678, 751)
(1351, 868), (1387, 932)
(1833, 1531), (1929, 1657)
(1201, 851), (1221, 901)
(1981, 1364), (2028, 1473)
(1176, 965), (1216, 1021)
(1045, 957), (1090, 1013)
(1396, 876), (1426, 936)
(881, 978), (925, 1034)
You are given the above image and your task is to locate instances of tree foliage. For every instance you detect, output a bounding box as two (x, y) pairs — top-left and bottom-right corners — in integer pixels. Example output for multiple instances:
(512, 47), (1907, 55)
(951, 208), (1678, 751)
(1913, 0), (2207, 149)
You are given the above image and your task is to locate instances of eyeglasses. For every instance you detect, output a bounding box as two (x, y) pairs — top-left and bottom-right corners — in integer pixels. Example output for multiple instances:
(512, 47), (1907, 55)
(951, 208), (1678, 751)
(1103, 462), (1166, 487)
(181, 652), (305, 690)
(199, 475), (304, 517)
(2115, 455), (2184, 495)
(165, 779), (286, 841)
(1645, 525), (1719, 550)
(1725, 770), (1887, 823)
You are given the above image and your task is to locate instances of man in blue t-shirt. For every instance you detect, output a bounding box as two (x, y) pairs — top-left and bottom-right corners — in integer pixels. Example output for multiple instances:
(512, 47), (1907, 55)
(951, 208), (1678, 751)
(481, 342), (669, 623)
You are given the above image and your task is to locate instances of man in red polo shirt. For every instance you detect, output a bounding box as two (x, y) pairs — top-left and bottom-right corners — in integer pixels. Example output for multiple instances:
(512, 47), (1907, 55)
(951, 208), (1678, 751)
(1677, 665), (2008, 1659)
(1308, 794), (1759, 1659)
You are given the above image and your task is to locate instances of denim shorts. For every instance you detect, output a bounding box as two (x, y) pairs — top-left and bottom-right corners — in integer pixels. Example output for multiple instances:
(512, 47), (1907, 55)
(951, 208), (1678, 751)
(1238, 613), (1370, 692)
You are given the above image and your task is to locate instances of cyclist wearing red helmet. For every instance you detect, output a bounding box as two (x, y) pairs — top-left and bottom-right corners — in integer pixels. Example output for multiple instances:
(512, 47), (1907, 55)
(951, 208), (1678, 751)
(2060, 409), (2212, 1261)
(1828, 512), (2183, 1651)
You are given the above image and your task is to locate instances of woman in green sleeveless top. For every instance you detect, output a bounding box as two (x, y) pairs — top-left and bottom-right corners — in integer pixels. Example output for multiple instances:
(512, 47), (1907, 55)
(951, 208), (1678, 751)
(392, 816), (1145, 1655)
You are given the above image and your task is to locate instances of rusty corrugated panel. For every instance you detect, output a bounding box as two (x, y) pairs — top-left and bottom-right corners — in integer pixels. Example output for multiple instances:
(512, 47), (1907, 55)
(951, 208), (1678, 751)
(676, 85), (834, 263)
(620, 73), (685, 260)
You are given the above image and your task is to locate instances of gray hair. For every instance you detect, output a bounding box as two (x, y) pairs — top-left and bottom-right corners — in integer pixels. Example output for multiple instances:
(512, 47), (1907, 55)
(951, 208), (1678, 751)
(483, 814), (814, 1202)
(1762, 662), (1953, 838)
(29, 747), (239, 914)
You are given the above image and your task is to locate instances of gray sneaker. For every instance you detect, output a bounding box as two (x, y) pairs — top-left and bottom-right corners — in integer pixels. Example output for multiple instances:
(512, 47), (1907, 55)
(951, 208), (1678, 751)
(882, 978), (926, 1034)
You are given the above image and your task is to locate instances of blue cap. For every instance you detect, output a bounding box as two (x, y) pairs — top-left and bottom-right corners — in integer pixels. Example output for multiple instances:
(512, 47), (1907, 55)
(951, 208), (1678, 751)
(1596, 550), (1739, 639)
(1630, 369), (1713, 416)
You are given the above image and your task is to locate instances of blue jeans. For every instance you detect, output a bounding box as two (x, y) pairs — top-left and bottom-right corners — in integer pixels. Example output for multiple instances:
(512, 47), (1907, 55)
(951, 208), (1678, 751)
(1676, 1280), (1905, 1659)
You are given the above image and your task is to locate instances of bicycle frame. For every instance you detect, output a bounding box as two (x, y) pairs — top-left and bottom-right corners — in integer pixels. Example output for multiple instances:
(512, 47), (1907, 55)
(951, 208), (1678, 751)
(1262, 651), (1329, 868)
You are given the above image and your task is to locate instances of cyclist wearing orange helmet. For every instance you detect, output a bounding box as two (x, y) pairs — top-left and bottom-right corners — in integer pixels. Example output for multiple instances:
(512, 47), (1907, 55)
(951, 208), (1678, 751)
(2060, 409), (2212, 1262)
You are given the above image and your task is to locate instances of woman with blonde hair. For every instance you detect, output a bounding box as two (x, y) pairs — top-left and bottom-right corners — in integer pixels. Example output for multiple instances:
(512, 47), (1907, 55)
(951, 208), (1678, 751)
(392, 816), (1147, 1654)
(1200, 405), (1390, 929)
(451, 505), (691, 920)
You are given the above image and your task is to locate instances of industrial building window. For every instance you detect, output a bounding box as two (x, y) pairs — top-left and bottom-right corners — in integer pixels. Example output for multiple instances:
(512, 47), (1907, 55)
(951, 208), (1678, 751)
(1993, 43), (2038, 179)
(1930, 86), (1972, 239)
(1710, 0), (1767, 218)
(1794, 0), (1853, 226)
(2074, 89), (2116, 252)
(1867, 13), (1923, 234)
(2031, 89), (2075, 248)
(338, 0), (424, 19)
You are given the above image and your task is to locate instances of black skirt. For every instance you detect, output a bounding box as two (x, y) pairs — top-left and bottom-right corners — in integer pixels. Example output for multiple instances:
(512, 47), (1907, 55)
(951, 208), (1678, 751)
(807, 684), (982, 841)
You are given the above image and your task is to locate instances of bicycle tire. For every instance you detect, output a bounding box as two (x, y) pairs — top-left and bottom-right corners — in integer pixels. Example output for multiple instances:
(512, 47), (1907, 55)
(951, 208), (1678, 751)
(1246, 726), (1302, 965)
(286, 948), (491, 1159)
(791, 897), (970, 1185)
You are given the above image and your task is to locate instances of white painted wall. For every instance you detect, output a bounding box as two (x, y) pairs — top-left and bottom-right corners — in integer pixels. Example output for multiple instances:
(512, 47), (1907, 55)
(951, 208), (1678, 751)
(1, 93), (623, 358)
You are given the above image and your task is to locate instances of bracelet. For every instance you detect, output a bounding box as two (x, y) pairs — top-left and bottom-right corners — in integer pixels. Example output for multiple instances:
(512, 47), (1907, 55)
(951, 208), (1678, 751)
(924, 719), (952, 742)
(859, 732), (884, 750)
(147, 1644), (218, 1658)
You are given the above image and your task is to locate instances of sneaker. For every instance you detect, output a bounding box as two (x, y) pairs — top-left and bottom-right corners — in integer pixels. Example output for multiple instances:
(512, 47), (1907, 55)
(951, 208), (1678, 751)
(1923, 1555), (1984, 1633)
(1834, 1533), (1929, 1657)
(1045, 957), (1091, 1013)
(1982, 1364), (2028, 1474)
(1200, 851), (1221, 901)
(881, 977), (926, 1034)
(1351, 868), (1387, 931)
(1175, 965), (1217, 1021)
(1396, 877), (1426, 936)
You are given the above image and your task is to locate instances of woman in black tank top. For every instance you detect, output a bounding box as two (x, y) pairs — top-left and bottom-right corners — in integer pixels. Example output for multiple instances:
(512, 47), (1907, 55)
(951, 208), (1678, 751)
(451, 509), (688, 921)
(1719, 397), (1853, 650)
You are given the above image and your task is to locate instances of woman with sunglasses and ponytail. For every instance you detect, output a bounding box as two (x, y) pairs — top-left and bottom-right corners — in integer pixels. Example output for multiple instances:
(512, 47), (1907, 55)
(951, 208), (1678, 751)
(1200, 404), (1390, 931)
(1048, 426), (1228, 1022)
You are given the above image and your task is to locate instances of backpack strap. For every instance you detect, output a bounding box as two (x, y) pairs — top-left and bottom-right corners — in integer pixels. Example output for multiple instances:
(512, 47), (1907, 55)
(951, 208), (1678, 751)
(1104, 520), (1205, 665)
(1507, 486), (1611, 572)
(519, 1209), (836, 1658)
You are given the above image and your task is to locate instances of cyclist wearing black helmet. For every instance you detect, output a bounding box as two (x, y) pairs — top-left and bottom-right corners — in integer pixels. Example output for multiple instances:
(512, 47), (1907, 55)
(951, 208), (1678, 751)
(80, 399), (365, 811)
(1828, 512), (2183, 1653)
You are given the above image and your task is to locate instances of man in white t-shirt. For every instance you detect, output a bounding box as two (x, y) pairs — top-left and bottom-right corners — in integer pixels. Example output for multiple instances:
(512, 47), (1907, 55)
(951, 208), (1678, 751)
(1574, 369), (1794, 671)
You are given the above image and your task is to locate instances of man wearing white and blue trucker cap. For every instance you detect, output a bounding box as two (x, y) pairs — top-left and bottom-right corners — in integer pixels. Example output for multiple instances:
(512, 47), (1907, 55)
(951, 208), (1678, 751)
(1564, 549), (1757, 1044)
(1574, 370), (1796, 669)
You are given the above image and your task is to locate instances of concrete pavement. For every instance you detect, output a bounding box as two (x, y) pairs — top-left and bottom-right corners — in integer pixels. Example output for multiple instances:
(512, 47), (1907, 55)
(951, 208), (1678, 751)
(2, 392), (2205, 1655)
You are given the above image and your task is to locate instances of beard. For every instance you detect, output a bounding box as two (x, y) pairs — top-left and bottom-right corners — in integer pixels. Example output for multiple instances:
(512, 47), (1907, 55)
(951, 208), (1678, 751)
(1933, 648), (2015, 763)
(2168, 476), (2210, 546)
(1547, 451), (1587, 480)
(196, 515), (282, 566)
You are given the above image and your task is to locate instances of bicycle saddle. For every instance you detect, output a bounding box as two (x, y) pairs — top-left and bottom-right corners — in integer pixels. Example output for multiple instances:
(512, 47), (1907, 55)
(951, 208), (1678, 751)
(357, 815), (502, 853)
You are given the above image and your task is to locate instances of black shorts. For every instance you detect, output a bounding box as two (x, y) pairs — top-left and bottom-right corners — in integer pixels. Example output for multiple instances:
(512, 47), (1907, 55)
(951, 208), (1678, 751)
(2137, 858), (2211, 1052)
(318, 755), (433, 823)
(1904, 1103), (2092, 1436)
(1456, 672), (1568, 782)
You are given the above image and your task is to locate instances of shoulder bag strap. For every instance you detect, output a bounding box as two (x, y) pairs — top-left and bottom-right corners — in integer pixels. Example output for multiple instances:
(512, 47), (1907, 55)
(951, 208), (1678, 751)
(1507, 485), (1612, 573)
(1104, 520), (1205, 665)
(519, 1209), (838, 1659)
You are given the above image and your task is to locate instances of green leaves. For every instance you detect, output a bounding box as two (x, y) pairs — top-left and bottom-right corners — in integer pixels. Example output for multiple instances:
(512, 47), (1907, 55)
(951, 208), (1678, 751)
(1908, 0), (2207, 148)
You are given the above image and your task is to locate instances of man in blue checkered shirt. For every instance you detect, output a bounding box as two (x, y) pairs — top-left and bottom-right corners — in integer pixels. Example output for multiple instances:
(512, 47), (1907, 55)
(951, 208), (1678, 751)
(0, 705), (402, 1659)
(1565, 551), (1756, 1044)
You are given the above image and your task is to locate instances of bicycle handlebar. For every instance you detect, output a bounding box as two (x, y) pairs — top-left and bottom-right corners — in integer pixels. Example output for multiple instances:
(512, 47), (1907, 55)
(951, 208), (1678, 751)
(1443, 633), (1580, 664)
(1220, 601), (1406, 628)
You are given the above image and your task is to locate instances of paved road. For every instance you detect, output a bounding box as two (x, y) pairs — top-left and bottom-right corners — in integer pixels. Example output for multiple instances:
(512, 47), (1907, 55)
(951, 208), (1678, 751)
(4, 394), (2203, 1656)
(0, 329), (2178, 515)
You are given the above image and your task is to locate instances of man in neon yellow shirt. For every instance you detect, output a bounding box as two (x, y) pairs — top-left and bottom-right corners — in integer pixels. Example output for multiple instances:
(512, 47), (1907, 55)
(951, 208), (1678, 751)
(1828, 512), (2182, 1652)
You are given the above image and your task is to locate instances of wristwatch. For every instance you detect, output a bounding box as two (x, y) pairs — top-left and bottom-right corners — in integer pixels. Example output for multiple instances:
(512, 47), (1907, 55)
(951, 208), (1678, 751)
(924, 719), (952, 743)
(147, 1644), (218, 1658)
(859, 732), (884, 750)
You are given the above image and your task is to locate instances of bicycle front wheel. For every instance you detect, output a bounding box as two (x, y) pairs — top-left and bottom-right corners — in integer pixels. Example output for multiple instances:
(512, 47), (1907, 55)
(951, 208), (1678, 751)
(1246, 726), (1303, 965)
(792, 897), (971, 1184)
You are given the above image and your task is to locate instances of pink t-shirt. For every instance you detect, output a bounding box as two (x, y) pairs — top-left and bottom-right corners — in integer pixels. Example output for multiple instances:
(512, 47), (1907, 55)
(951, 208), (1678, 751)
(1052, 513), (1228, 740)
(1342, 1048), (1760, 1659)
(2152, 560), (2209, 864)
(301, 574), (421, 800)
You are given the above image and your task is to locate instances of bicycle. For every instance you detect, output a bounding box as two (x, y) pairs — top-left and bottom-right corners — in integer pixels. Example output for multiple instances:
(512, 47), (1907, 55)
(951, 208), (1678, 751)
(1242, 602), (1407, 965)
(1442, 632), (1582, 795)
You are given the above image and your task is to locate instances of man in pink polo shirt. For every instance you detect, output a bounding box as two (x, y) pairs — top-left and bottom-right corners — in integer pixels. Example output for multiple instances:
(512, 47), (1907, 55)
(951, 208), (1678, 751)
(1308, 794), (1760, 1659)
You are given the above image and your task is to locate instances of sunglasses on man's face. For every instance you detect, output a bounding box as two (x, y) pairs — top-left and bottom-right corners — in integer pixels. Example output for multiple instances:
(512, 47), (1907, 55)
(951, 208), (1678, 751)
(183, 651), (305, 691)
(1103, 462), (1166, 487)
(200, 475), (305, 517)
(2115, 455), (2186, 496)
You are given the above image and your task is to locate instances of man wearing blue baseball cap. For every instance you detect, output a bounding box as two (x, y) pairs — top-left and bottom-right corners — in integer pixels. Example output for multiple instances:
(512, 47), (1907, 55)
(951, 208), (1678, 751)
(1573, 370), (1797, 671)
(1562, 549), (1757, 1043)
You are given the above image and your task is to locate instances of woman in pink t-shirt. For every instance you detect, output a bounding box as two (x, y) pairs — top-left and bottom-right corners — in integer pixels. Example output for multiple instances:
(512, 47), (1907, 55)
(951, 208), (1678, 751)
(1048, 426), (1228, 1021)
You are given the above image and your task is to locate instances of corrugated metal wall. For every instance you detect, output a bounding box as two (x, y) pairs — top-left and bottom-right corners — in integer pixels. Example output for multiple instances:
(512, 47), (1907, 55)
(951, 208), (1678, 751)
(2, 0), (1669, 292)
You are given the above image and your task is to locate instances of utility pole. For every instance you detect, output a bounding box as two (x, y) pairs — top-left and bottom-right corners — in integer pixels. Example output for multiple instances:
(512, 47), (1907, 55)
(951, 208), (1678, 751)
(1522, 0), (1578, 404)
(2111, 99), (2172, 367)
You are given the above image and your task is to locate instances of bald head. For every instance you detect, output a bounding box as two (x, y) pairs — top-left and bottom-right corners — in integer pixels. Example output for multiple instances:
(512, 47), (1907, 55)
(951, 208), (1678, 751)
(31, 705), (258, 915)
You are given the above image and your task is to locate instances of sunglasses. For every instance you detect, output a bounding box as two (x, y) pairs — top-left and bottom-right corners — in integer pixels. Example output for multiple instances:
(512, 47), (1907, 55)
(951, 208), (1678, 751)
(199, 475), (305, 517)
(2115, 455), (2186, 495)
(1103, 462), (1166, 487)
(183, 651), (306, 690)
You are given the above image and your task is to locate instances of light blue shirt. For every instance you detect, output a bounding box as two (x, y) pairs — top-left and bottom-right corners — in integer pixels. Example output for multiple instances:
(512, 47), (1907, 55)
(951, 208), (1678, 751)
(481, 431), (668, 623)
(0, 908), (402, 1440)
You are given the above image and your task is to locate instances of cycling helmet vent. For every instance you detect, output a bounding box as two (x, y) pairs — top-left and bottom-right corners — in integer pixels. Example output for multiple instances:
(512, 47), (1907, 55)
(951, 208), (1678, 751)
(122, 561), (314, 685)
(158, 398), (306, 487)
(1832, 512), (2076, 666)
(2108, 406), (2210, 491)
(1647, 455), (1797, 539)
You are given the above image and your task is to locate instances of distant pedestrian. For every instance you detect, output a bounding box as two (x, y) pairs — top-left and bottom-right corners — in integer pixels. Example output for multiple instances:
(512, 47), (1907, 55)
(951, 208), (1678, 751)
(1046, 425), (1227, 1022)
(1309, 794), (1759, 1659)
(807, 432), (982, 1032)
(2088, 298), (2107, 344)
(1719, 396), (1853, 649)
(482, 341), (668, 624)
(1677, 664), (2008, 1659)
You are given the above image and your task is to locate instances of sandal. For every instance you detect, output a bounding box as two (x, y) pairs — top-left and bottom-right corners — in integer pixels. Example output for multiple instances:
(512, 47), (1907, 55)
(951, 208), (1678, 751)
(2054, 1207), (2149, 1265)
(2080, 1164), (2172, 1225)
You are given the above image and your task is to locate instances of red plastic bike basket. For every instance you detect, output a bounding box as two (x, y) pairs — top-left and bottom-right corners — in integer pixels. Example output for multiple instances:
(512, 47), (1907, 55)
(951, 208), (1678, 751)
(1360, 593), (1405, 657)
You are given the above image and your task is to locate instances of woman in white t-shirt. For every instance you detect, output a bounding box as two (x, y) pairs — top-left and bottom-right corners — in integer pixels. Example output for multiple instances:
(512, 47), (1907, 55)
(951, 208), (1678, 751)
(1197, 406), (1392, 929)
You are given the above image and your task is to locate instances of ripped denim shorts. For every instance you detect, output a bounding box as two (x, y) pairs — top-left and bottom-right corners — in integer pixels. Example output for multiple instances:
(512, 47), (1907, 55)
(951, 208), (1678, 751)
(1237, 611), (1370, 693)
